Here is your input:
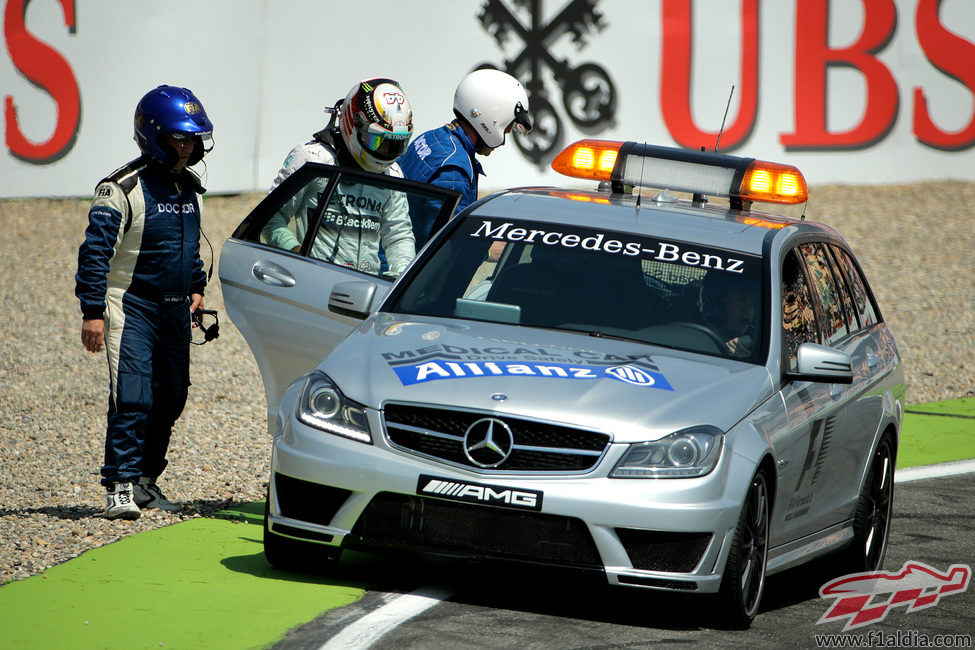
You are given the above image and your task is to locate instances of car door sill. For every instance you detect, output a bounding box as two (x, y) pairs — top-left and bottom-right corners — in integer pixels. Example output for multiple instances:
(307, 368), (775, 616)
(766, 521), (853, 575)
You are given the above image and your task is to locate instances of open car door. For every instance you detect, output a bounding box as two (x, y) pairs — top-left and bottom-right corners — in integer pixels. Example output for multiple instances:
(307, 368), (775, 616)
(218, 163), (459, 427)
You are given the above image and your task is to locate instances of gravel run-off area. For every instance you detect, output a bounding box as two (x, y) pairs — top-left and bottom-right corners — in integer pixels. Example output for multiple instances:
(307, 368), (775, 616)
(1, 182), (973, 586)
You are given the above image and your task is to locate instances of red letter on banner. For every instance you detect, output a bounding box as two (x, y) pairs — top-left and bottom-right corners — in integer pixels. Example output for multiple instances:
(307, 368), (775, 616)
(4, 0), (81, 163)
(659, 0), (759, 151)
(780, 0), (898, 150)
(913, 0), (975, 150)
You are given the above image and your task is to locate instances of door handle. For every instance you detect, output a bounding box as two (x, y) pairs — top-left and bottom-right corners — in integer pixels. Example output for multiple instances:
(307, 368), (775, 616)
(252, 261), (296, 288)
(830, 384), (843, 400)
(866, 352), (879, 370)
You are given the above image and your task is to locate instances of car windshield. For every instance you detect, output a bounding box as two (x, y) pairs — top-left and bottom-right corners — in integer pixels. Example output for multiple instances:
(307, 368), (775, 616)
(389, 216), (765, 363)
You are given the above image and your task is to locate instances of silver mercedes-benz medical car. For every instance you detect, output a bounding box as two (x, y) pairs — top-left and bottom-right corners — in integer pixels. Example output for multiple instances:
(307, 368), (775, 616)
(220, 140), (904, 627)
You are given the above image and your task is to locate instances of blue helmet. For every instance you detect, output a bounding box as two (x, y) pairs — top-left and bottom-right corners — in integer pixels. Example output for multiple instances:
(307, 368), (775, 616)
(134, 85), (213, 167)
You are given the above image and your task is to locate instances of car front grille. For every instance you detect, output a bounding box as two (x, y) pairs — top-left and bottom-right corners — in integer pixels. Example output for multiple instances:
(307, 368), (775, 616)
(382, 403), (610, 473)
(346, 492), (602, 569)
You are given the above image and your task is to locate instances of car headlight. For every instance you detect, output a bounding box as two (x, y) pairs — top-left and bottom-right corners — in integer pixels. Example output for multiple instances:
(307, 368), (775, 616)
(610, 426), (723, 478)
(297, 371), (372, 444)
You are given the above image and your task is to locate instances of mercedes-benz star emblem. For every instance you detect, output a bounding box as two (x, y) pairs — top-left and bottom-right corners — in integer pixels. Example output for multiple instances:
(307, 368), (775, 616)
(463, 418), (514, 468)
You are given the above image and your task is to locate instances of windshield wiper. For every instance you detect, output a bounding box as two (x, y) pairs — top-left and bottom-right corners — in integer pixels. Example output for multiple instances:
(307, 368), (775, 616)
(584, 329), (643, 344)
(581, 328), (683, 351)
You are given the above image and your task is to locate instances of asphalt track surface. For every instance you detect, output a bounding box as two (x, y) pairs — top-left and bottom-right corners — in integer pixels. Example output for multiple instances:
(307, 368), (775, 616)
(1, 403), (973, 649)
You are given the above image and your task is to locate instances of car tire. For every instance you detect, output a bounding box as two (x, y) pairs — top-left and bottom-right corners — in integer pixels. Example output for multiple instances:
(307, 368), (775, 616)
(263, 494), (342, 572)
(715, 468), (770, 629)
(839, 435), (895, 574)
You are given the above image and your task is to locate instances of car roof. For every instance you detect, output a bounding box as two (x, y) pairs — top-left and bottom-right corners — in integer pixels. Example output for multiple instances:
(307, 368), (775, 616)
(466, 186), (839, 257)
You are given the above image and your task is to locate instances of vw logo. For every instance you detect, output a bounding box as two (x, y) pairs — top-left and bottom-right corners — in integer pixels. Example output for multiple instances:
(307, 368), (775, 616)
(463, 418), (514, 468)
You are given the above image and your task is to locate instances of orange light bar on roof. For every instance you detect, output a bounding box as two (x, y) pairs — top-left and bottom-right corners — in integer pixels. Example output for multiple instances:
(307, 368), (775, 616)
(551, 139), (810, 208)
(740, 160), (808, 204)
(550, 139), (622, 181)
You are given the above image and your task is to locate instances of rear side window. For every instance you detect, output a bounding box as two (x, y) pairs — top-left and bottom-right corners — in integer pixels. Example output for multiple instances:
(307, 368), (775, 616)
(798, 243), (849, 346)
(830, 245), (878, 328)
(823, 246), (858, 333)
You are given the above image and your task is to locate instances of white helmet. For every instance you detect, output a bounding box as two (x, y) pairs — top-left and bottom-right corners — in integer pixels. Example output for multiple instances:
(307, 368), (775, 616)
(339, 78), (413, 172)
(453, 69), (532, 149)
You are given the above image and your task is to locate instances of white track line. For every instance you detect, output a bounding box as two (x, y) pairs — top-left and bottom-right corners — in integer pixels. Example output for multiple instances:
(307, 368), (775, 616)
(318, 586), (454, 650)
(896, 458), (975, 483)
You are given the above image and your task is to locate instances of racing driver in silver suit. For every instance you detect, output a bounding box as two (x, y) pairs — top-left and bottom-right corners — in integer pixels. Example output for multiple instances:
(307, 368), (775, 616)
(264, 78), (416, 277)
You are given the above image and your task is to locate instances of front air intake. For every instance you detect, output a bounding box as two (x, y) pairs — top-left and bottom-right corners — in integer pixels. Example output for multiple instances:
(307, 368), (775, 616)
(347, 492), (602, 569)
(273, 473), (352, 527)
(616, 528), (712, 572)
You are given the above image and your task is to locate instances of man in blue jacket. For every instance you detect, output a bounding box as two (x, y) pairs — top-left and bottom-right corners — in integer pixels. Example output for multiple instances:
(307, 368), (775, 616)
(398, 69), (531, 247)
(76, 85), (213, 519)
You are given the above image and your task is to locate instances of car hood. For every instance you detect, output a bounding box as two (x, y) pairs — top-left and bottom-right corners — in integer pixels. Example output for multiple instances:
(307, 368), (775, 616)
(320, 314), (775, 442)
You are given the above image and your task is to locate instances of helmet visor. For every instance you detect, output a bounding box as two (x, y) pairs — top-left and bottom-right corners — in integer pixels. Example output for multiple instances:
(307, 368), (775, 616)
(359, 123), (411, 161)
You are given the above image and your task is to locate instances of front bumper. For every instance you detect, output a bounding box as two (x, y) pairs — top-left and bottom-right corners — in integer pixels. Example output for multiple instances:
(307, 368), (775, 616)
(266, 406), (755, 594)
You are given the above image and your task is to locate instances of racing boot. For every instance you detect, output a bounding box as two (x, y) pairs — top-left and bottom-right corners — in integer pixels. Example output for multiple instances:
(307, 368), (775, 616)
(105, 482), (141, 520)
(133, 477), (181, 512)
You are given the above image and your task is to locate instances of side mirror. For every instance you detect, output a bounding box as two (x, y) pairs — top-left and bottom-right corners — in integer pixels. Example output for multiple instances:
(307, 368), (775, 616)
(328, 281), (377, 319)
(785, 342), (854, 384)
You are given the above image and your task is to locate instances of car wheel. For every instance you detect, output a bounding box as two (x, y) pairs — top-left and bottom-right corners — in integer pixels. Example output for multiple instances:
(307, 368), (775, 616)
(263, 493), (342, 572)
(840, 435), (894, 573)
(716, 468), (770, 629)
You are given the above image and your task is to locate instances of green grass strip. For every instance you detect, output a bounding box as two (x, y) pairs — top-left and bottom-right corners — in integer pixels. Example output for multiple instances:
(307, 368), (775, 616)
(0, 516), (363, 649)
(898, 397), (975, 469)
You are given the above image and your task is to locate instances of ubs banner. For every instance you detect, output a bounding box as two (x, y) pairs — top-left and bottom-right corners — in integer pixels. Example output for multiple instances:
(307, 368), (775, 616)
(2, 0), (974, 198)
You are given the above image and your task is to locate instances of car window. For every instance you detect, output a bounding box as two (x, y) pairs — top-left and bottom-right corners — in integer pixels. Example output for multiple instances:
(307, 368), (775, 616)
(389, 216), (765, 363)
(823, 245), (859, 333)
(230, 163), (456, 280)
(302, 180), (419, 273)
(798, 243), (849, 346)
(830, 244), (878, 328)
(782, 249), (819, 372)
(260, 172), (335, 254)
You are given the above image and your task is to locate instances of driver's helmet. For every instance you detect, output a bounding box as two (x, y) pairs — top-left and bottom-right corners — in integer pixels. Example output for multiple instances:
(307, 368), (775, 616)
(134, 85), (213, 167)
(453, 69), (532, 149)
(338, 78), (413, 173)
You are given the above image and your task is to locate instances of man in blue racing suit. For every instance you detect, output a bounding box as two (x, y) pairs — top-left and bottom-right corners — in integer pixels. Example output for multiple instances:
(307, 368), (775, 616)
(398, 69), (531, 247)
(76, 85), (213, 519)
